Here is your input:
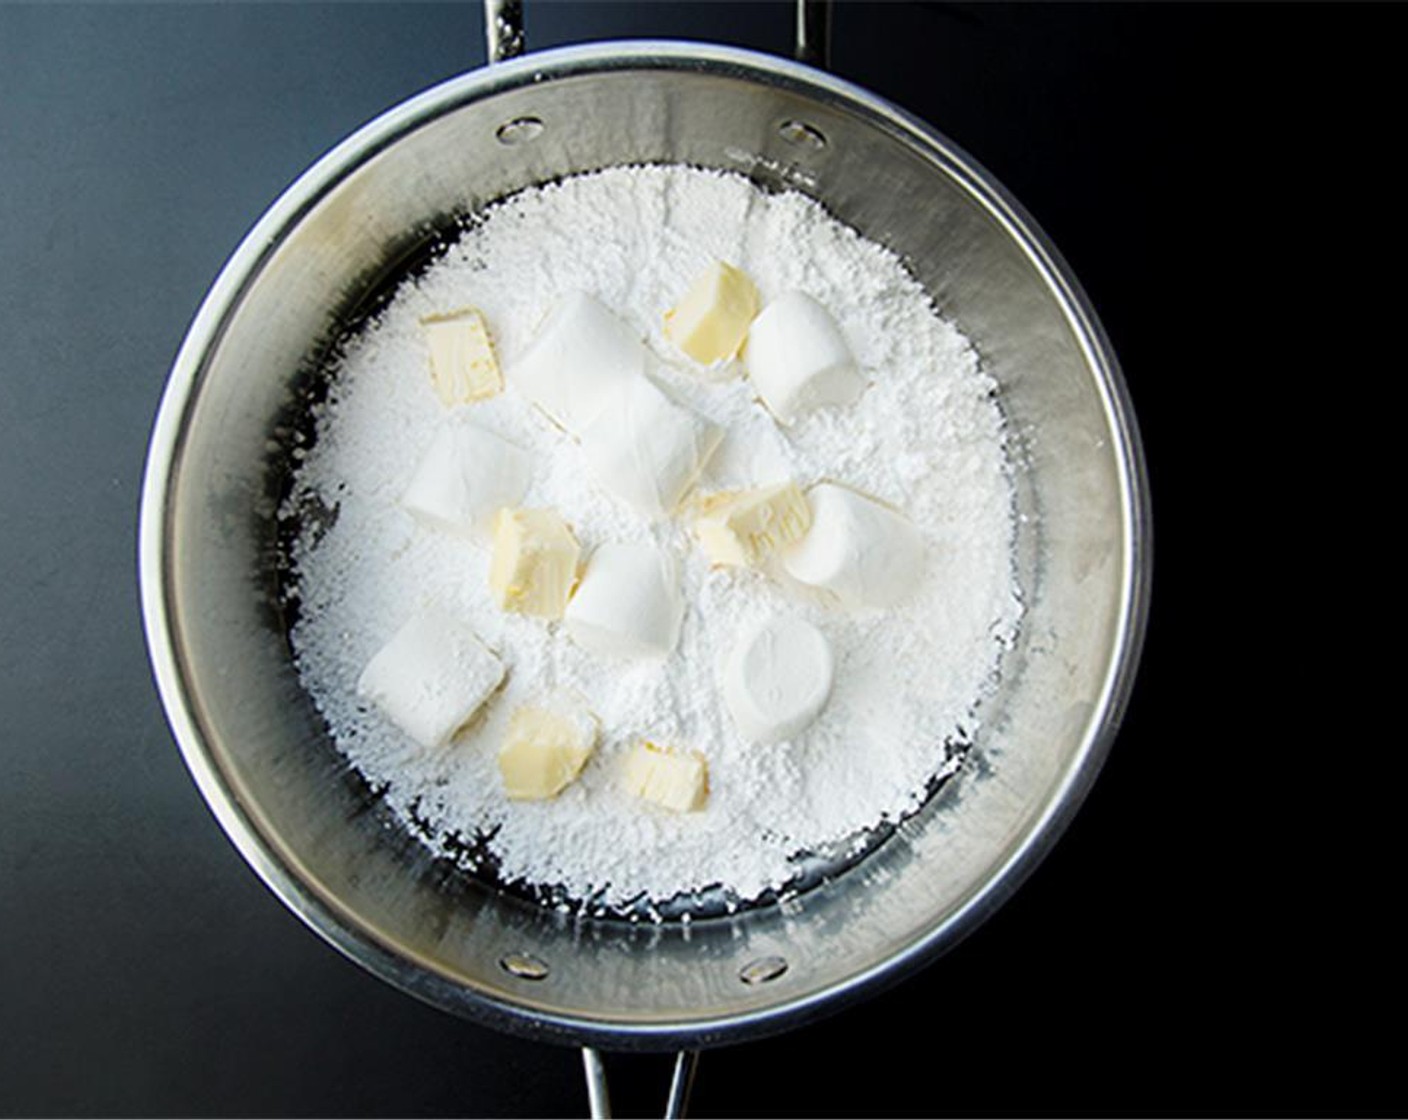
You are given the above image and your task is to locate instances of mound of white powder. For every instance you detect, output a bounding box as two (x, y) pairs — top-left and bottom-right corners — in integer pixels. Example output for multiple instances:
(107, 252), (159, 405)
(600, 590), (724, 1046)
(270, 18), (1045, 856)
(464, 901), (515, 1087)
(283, 165), (1022, 914)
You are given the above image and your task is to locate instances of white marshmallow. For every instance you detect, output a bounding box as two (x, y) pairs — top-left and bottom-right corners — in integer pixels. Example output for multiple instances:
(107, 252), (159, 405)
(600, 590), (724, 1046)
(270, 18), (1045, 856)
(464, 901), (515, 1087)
(401, 424), (531, 541)
(723, 616), (834, 744)
(780, 483), (925, 608)
(579, 376), (723, 516)
(564, 542), (684, 659)
(508, 291), (647, 434)
(745, 291), (865, 423)
(356, 610), (504, 748)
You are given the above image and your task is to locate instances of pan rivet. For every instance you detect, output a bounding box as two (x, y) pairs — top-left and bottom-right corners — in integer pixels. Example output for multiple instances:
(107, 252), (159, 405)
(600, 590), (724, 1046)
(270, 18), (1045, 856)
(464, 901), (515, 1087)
(496, 116), (545, 145)
(739, 956), (788, 985)
(499, 952), (550, 980)
(777, 120), (827, 150)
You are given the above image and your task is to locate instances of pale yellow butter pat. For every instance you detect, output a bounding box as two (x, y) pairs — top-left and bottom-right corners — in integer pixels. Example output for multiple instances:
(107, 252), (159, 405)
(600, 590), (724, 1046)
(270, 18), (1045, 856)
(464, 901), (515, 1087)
(421, 307), (502, 405)
(664, 261), (760, 365)
(498, 698), (598, 800)
(622, 741), (709, 812)
(489, 507), (581, 618)
(693, 482), (813, 567)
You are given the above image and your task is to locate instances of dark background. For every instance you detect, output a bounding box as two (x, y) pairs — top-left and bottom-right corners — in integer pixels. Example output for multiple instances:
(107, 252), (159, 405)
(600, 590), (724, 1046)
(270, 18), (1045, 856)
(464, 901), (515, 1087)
(0, 3), (1385, 1117)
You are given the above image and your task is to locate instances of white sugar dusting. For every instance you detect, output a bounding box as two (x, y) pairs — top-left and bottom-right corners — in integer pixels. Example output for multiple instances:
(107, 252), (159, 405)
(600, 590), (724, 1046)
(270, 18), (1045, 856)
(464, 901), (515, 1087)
(283, 165), (1022, 912)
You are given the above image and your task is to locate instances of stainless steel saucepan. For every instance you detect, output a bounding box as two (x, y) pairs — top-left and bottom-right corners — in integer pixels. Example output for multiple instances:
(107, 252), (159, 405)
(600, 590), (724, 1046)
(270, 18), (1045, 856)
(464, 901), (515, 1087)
(139, 2), (1150, 1113)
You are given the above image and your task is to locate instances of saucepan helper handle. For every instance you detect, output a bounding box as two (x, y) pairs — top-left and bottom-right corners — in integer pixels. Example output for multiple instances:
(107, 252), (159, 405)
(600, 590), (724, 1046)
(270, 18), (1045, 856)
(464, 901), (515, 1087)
(795, 0), (833, 68)
(582, 1048), (611, 1118)
(484, 0), (833, 68)
(484, 0), (524, 63)
(664, 1049), (700, 1118)
(581, 1047), (699, 1119)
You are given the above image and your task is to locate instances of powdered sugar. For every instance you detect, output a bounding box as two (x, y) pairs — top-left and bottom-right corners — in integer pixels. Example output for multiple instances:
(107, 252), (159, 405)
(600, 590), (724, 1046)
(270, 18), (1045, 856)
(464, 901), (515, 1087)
(283, 165), (1022, 913)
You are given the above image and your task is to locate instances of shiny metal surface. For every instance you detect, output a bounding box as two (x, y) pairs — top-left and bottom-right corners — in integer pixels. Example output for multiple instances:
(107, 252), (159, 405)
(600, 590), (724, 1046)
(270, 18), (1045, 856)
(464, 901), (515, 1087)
(140, 41), (1150, 1051)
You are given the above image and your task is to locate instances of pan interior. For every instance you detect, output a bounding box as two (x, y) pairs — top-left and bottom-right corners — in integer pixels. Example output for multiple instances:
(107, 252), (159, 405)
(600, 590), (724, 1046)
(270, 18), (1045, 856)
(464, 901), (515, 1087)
(156, 48), (1139, 1045)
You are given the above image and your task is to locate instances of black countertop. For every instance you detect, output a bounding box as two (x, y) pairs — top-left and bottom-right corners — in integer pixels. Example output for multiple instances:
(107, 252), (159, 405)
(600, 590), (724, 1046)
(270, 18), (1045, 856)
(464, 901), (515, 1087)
(0, 3), (1386, 1116)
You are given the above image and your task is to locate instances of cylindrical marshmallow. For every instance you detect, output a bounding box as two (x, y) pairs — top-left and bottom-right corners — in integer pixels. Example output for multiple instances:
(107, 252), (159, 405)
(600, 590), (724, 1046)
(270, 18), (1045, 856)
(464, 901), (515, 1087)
(579, 376), (723, 516)
(356, 609), (505, 748)
(723, 616), (834, 744)
(745, 291), (865, 423)
(564, 542), (684, 659)
(401, 423), (531, 540)
(509, 291), (646, 433)
(780, 483), (925, 608)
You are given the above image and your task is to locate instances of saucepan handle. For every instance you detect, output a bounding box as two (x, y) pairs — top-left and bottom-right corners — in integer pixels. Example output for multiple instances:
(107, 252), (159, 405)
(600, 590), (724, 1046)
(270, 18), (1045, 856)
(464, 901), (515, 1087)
(795, 0), (833, 68)
(582, 1047), (699, 1119)
(476, 1), (826, 1115)
(484, 0), (832, 68)
(484, 0), (524, 62)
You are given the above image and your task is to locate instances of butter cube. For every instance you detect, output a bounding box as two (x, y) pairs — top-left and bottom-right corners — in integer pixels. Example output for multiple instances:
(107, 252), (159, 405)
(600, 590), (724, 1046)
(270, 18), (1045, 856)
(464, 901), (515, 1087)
(693, 482), (813, 567)
(665, 261), (760, 366)
(498, 695), (598, 800)
(356, 609), (504, 748)
(421, 307), (502, 405)
(489, 507), (581, 618)
(622, 741), (709, 812)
